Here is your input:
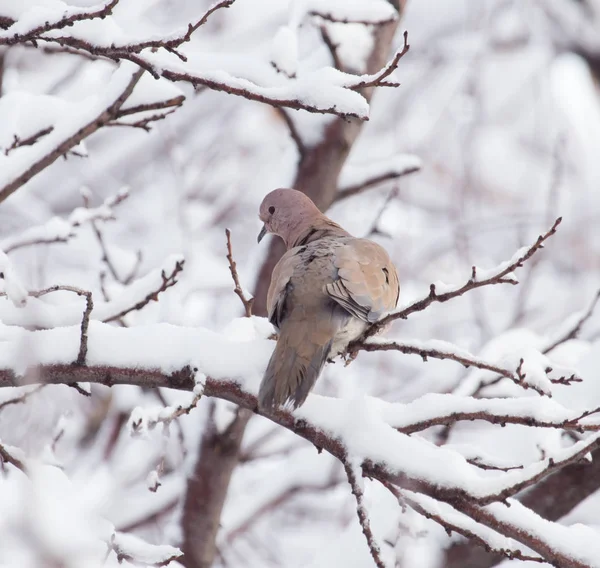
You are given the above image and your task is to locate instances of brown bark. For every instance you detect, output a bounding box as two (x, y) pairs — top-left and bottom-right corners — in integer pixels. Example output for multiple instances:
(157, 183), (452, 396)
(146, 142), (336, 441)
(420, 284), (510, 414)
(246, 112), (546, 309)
(181, 406), (252, 568)
(180, 12), (403, 568)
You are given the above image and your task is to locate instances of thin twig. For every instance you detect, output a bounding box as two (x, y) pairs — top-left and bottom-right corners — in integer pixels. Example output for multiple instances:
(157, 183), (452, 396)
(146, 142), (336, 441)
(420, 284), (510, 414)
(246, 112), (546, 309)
(0, 385), (44, 412)
(0, 0), (120, 46)
(0, 68), (144, 204)
(277, 108), (306, 159)
(319, 25), (342, 70)
(343, 458), (387, 568)
(102, 260), (185, 323)
(335, 166), (420, 202)
(3, 126), (54, 156)
(356, 217), (562, 343)
(543, 289), (600, 353)
(0, 285), (94, 369)
(309, 10), (398, 26)
(0, 442), (27, 473)
(225, 229), (253, 317)
(356, 341), (562, 396)
(28, 285), (93, 366)
(466, 458), (524, 472)
(351, 31), (409, 90)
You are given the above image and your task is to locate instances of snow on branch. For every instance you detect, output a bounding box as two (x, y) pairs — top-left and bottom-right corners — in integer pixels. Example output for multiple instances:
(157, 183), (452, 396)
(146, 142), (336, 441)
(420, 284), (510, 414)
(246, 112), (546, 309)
(108, 531), (182, 567)
(0, 0), (120, 46)
(0, 65), (144, 204)
(343, 458), (387, 568)
(0, 1), (408, 123)
(385, 392), (600, 435)
(356, 217), (563, 342)
(0, 255), (184, 329)
(385, 486), (545, 564)
(0, 351), (598, 565)
(1, 188), (129, 253)
(308, 0), (398, 26)
(356, 338), (576, 396)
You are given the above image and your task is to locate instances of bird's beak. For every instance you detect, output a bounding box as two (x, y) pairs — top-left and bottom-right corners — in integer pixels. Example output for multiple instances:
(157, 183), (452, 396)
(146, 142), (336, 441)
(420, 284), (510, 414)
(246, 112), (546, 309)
(257, 224), (268, 244)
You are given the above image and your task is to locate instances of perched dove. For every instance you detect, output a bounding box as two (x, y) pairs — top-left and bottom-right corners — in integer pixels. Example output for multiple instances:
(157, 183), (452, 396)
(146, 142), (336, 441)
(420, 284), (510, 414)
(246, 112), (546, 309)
(257, 188), (400, 410)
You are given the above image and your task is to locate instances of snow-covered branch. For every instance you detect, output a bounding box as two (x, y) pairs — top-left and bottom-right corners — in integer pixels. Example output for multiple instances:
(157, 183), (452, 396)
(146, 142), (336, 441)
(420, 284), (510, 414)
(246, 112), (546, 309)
(1, 188), (129, 253)
(357, 338), (577, 396)
(0, 65), (144, 204)
(0, 349), (597, 565)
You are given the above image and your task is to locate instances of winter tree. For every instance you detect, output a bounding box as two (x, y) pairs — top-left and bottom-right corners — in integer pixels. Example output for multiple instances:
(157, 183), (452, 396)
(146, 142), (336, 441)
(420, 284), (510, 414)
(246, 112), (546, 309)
(1, 1), (600, 567)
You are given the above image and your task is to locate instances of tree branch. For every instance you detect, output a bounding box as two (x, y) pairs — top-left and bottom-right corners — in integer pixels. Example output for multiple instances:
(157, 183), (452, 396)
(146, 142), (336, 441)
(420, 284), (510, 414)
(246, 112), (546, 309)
(225, 229), (253, 317)
(0, 441), (27, 473)
(277, 108), (306, 160)
(350, 31), (410, 90)
(334, 165), (420, 202)
(356, 340), (575, 396)
(543, 288), (600, 353)
(3, 126), (54, 156)
(0, 68), (144, 204)
(102, 260), (185, 323)
(356, 217), (563, 342)
(344, 458), (387, 568)
(0, 0), (120, 46)
(0, 364), (595, 566)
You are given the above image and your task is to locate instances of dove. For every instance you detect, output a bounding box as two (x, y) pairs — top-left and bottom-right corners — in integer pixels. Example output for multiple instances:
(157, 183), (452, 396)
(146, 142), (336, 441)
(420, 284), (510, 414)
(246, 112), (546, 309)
(256, 188), (399, 410)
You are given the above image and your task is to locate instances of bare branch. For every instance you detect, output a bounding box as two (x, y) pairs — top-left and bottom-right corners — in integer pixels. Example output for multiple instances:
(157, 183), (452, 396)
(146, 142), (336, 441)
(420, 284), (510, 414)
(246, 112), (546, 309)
(224, 472), (341, 543)
(335, 165), (421, 202)
(0, 285), (93, 368)
(0, 385), (45, 413)
(3, 126), (54, 156)
(103, 259), (185, 323)
(350, 31), (410, 90)
(27, 286), (93, 366)
(309, 10), (398, 26)
(108, 107), (180, 132)
(357, 217), (563, 342)
(225, 229), (253, 317)
(117, 96), (185, 118)
(2, 188), (129, 254)
(319, 25), (342, 71)
(0, 442), (26, 474)
(465, 458), (524, 472)
(543, 288), (600, 353)
(343, 459), (387, 568)
(277, 108), (306, 159)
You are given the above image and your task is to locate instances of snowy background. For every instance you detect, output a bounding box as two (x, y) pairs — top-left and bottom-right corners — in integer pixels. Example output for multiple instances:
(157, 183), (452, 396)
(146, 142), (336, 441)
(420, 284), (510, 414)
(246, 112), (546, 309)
(0, 0), (600, 567)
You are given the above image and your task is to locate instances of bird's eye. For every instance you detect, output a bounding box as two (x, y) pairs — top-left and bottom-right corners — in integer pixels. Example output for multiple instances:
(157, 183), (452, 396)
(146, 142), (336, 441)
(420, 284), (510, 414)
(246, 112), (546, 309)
(268, 206), (275, 214)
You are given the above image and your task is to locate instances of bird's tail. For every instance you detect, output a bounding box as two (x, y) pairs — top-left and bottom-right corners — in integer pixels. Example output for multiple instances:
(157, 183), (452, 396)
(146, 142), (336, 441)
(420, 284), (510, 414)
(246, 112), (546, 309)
(258, 330), (333, 410)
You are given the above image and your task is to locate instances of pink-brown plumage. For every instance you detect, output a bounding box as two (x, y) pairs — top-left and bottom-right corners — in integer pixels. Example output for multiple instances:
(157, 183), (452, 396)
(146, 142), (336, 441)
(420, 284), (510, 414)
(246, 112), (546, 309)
(257, 188), (399, 409)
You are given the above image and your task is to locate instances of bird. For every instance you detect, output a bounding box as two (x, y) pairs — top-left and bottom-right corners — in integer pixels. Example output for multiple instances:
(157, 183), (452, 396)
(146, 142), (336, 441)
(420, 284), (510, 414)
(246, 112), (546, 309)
(256, 188), (400, 410)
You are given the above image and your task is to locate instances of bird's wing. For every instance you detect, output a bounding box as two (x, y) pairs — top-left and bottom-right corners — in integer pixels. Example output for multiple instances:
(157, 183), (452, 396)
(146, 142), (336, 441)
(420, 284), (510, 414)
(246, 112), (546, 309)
(325, 238), (400, 323)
